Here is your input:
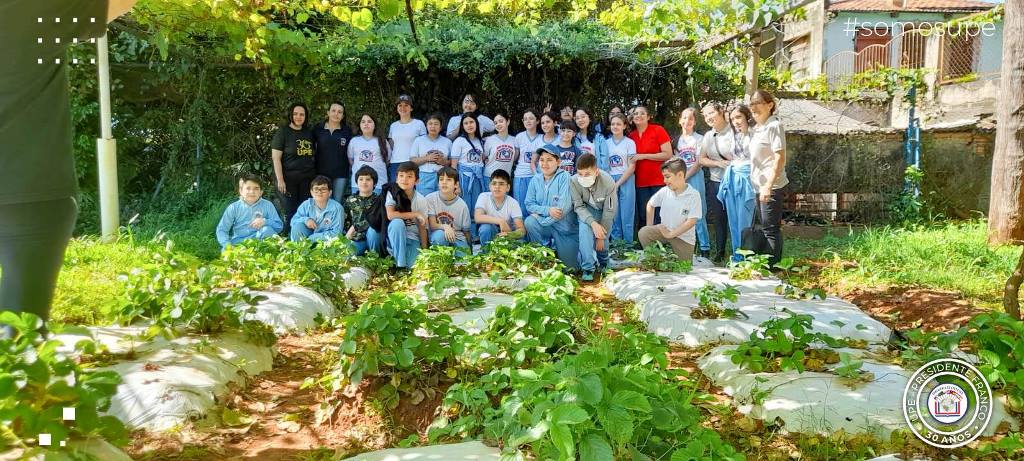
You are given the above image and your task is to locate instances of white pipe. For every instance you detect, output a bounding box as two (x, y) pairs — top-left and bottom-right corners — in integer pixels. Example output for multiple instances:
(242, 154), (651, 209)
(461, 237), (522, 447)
(96, 33), (119, 240)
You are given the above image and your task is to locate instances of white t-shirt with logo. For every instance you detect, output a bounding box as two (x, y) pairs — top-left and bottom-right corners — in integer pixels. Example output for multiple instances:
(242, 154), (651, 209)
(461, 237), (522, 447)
(425, 191), (471, 242)
(348, 136), (389, 187)
(385, 190), (427, 241)
(474, 192), (523, 228)
(388, 119), (427, 164)
(446, 114), (496, 138)
(484, 134), (517, 178)
(605, 136), (637, 176)
(514, 131), (545, 178)
(451, 136), (486, 168)
(648, 185), (703, 246)
(675, 132), (703, 170)
(576, 134), (596, 157)
(411, 135), (452, 174)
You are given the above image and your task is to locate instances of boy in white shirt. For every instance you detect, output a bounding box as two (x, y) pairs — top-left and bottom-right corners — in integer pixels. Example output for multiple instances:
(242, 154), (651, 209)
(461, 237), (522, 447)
(638, 158), (703, 261)
(475, 169), (525, 247)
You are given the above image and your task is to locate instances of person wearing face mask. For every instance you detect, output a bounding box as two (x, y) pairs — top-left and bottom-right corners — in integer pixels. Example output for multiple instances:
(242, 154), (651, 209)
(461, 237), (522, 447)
(447, 93), (496, 139)
(571, 153), (617, 282)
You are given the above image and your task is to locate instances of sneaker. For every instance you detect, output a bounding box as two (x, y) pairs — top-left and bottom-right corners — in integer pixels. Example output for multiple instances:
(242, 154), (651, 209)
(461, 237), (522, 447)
(581, 271), (595, 282)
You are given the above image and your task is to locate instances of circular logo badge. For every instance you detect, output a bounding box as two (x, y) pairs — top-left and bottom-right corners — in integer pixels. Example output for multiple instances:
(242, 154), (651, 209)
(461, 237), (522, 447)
(902, 358), (993, 448)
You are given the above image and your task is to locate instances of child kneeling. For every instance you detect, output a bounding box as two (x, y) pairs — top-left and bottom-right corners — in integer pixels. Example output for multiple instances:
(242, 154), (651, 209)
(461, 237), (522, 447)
(290, 175), (345, 242)
(571, 153), (617, 281)
(385, 162), (429, 268)
(344, 166), (380, 255)
(216, 174), (283, 250)
(426, 167), (472, 252)
(475, 169), (525, 247)
(638, 158), (702, 261)
(524, 145), (578, 269)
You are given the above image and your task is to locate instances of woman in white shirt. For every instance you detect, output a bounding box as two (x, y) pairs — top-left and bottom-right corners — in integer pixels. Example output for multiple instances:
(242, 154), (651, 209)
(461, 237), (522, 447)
(715, 104), (757, 262)
(747, 89), (789, 266)
(513, 109), (544, 207)
(483, 113), (517, 179)
(410, 112), (452, 197)
(387, 94), (426, 183)
(698, 102), (736, 262)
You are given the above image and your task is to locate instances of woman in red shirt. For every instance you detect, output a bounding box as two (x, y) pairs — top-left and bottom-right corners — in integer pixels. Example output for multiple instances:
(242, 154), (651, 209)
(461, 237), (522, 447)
(627, 106), (674, 230)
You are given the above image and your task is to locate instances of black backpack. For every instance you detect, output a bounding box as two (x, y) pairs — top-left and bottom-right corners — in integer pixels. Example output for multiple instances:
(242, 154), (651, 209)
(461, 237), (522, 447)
(366, 183), (412, 256)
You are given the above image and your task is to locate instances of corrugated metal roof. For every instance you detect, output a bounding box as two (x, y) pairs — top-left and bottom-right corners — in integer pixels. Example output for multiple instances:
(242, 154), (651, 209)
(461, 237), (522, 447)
(829, 0), (994, 13)
(776, 99), (888, 134)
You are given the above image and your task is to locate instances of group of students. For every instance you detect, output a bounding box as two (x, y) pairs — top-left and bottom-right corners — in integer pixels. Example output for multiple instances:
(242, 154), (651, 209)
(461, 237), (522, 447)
(217, 89), (790, 276)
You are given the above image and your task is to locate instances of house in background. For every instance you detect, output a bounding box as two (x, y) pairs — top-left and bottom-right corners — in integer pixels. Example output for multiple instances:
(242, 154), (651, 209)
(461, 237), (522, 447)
(770, 0), (1003, 87)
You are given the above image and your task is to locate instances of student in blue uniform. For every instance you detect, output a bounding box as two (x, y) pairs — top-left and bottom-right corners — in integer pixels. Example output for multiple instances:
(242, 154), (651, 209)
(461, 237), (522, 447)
(290, 175), (345, 242)
(216, 175), (284, 250)
(524, 145), (579, 270)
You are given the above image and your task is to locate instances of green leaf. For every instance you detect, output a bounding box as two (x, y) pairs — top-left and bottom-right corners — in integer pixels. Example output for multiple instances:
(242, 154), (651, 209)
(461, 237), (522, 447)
(396, 348), (414, 367)
(979, 349), (1001, 368)
(351, 8), (374, 30)
(549, 423), (575, 459)
(221, 408), (252, 427)
(377, 0), (403, 20)
(577, 374), (603, 405)
(579, 433), (614, 461)
(611, 390), (651, 412)
(549, 404), (589, 425)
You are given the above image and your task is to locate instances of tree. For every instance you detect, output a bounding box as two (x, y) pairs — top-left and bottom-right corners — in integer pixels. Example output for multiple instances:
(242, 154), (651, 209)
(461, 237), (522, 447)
(988, 0), (1024, 320)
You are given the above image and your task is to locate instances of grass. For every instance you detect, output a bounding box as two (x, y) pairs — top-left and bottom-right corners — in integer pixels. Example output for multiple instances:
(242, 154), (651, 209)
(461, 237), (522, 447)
(784, 220), (1020, 308)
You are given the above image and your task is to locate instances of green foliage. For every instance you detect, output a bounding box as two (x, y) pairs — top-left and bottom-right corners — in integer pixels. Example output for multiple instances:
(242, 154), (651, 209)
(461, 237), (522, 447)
(412, 246), (460, 281)
(728, 250), (771, 280)
(626, 242), (694, 273)
(772, 258), (826, 301)
(805, 67), (927, 102)
(333, 292), (468, 388)
(887, 165), (945, 225)
(432, 325), (743, 460)
(727, 309), (850, 374)
(967, 313), (1024, 412)
(423, 276), (486, 313)
(0, 313), (128, 456)
(474, 269), (582, 368)
(220, 236), (355, 300)
(353, 250), (396, 275)
(468, 238), (562, 278)
(114, 241), (269, 343)
(691, 282), (742, 319)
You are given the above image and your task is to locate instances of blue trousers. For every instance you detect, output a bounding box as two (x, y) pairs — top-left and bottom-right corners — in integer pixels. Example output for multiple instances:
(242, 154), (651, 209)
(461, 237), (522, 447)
(513, 175), (532, 211)
(418, 170), (439, 197)
(578, 222), (610, 271)
(386, 219), (421, 268)
(289, 226), (338, 243)
(525, 215), (579, 270)
(687, 169), (711, 252)
(636, 185), (662, 227)
(429, 229), (471, 255)
(223, 226), (278, 250)
(388, 163), (401, 184)
(351, 239), (369, 256)
(478, 223), (524, 247)
(459, 165), (486, 241)
(610, 173), (636, 243)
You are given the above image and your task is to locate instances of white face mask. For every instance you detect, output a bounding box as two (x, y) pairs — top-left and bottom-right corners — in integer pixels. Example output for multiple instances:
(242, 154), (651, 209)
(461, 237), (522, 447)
(577, 175), (596, 188)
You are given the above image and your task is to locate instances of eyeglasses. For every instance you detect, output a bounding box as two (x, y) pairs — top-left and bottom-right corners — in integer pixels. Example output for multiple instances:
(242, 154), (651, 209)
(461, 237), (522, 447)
(312, 187), (330, 193)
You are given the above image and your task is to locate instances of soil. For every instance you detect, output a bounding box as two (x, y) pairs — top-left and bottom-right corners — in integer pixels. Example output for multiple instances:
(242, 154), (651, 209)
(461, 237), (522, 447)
(842, 286), (984, 333)
(126, 332), (442, 461)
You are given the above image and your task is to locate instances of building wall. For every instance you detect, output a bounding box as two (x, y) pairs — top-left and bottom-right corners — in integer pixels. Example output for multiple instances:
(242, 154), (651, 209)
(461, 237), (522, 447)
(977, 21), (1003, 74)
(823, 11), (954, 68)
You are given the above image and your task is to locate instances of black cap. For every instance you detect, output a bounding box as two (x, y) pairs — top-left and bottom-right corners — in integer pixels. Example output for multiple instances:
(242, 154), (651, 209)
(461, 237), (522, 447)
(396, 94), (413, 106)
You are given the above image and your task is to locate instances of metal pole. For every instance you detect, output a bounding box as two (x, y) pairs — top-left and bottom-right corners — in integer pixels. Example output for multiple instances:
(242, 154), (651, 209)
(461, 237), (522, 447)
(96, 33), (119, 240)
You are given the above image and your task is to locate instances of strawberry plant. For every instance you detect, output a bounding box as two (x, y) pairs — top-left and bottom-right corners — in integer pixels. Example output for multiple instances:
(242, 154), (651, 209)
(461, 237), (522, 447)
(625, 242), (693, 273)
(115, 241), (270, 344)
(729, 250), (771, 280)
(220, 236), (355, 301)
(423, 276), (485, 313)
(467, 238), (561, 277)
(0, 313), (128, 458)
(691, 282), (742, 319)
(412, 246), (460, 280)
(727, 309), (850, 374)
(966, 312), (1024, 412)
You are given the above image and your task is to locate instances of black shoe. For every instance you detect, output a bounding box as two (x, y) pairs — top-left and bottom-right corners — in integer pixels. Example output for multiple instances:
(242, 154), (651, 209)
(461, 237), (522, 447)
(698, 249), (711, 259)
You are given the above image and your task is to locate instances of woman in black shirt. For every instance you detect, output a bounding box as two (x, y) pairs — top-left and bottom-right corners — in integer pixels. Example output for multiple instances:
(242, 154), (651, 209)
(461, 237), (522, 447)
(313, 101), (353, 202)
(271, 102), (316, 233)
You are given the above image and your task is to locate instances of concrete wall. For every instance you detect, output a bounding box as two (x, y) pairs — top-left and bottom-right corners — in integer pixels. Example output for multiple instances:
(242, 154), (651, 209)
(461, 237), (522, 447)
(919, 130), (994, 218)
(786, 129), (993, 220)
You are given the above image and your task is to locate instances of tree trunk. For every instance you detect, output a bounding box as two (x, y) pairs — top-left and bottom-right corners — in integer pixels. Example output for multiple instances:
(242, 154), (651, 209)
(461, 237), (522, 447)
(989, 0), (1024, 245)
(989, 0), (1024, 319)
(1006, 247), (1024, 320)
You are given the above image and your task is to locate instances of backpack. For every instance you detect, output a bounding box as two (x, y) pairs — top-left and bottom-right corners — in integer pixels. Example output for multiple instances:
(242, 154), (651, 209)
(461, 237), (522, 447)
(366, 183), (412, 256)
